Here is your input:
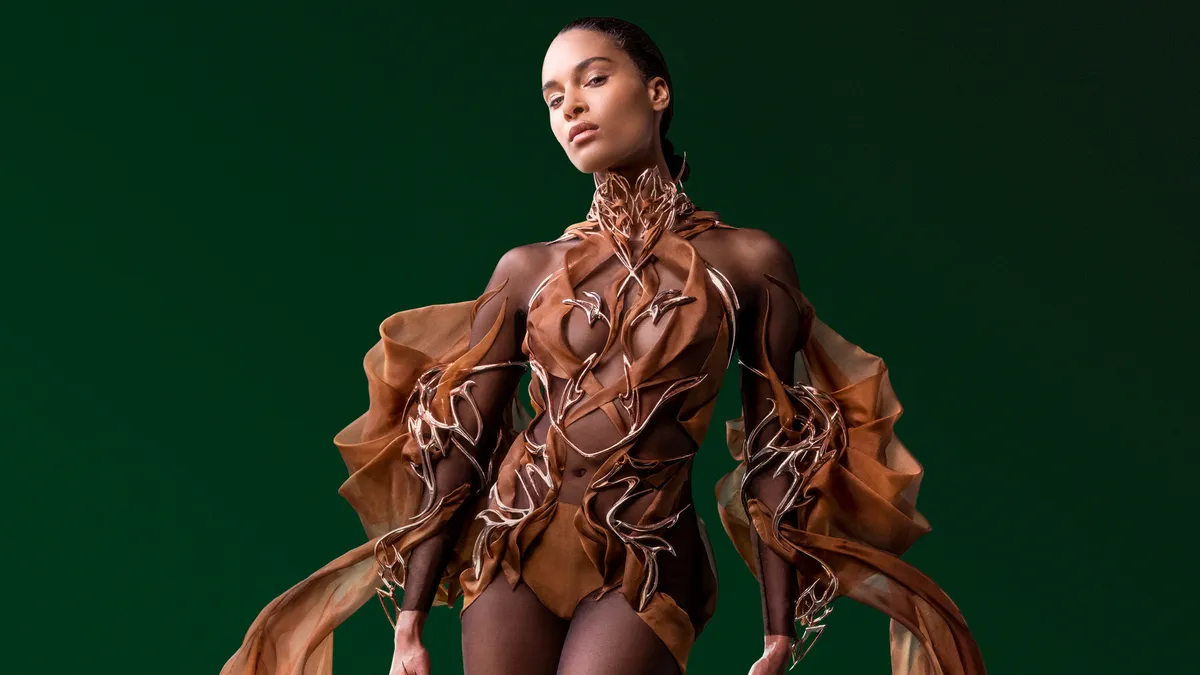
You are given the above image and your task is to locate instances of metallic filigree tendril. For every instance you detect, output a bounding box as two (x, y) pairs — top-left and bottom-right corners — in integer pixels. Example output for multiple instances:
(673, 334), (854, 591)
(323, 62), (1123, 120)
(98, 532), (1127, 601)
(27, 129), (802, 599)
(591, 453), (696, 611)
(373, 358), (527, 627)
(739, 359), (848, 670)
(628, 288), (696, 328)
(464, 165), (742, 623)
(586, 167), (695, 288)
(561, 290), (611, 328)
(470, 430), (556, 580)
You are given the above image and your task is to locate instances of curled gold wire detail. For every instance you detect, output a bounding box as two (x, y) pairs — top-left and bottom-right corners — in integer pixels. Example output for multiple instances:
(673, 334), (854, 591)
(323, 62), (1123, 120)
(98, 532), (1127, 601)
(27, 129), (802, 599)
(739, 360), (848, 669)
(373, 359), (527, 625)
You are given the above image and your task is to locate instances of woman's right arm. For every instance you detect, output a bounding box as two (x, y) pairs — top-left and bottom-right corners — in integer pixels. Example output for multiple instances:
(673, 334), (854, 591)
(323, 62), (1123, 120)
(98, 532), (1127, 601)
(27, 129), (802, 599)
(390, 246), (535, 615)
(384, 246), (542, 673)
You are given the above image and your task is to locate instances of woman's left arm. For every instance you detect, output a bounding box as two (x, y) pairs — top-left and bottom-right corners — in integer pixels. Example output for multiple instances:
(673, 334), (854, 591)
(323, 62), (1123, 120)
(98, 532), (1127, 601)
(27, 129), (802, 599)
(731, 232), (812, 672)
(722, 230), (988, 675)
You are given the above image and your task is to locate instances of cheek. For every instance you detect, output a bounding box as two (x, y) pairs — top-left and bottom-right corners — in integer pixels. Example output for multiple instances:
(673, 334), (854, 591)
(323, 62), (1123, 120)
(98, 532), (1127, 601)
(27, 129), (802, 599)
(548, 114), (568, 146)
(604, 98), (654, 151)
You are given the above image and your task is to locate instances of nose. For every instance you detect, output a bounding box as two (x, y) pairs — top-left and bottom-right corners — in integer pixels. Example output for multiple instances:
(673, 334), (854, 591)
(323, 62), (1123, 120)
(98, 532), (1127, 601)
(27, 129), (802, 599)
(562, 92), (587, 120)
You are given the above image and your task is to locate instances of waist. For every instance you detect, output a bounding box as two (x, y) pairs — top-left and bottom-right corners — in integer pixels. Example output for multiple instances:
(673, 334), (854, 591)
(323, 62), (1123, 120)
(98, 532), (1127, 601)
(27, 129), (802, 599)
(556, 429), (698, 506)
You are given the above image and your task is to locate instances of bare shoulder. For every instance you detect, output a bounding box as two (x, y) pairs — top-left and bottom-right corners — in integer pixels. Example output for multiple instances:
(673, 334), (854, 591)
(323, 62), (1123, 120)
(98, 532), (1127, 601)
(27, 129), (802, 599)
(728, 227), (794, 269)
(690, 225), (798, 292)
(488, 237), (578, 311)
(494, 241), (548, 275)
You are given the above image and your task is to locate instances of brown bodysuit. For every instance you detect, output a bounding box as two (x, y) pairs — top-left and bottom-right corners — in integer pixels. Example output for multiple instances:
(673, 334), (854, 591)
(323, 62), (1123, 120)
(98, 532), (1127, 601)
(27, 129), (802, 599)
(458, 175), (736, 670)
(220, 169), (987, 675)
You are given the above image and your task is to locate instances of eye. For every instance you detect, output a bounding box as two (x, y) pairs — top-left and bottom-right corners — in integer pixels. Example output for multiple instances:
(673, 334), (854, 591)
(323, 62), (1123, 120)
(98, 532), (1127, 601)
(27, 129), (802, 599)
(546, 76), (605, 109)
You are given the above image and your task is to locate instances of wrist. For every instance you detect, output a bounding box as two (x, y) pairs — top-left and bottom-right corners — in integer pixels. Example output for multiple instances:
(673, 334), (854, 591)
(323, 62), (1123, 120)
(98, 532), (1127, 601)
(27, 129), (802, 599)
(762, 633), (794, 666)
(394, 609), (428, 641)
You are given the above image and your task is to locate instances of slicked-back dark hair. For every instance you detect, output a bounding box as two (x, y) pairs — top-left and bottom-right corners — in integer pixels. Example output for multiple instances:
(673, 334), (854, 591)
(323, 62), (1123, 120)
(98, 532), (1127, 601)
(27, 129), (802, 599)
(558, 17), (690, 182)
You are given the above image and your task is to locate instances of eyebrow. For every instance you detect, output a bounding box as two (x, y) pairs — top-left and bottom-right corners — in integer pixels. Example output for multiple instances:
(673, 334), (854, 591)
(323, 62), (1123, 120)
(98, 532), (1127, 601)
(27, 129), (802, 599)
(541, 56), (615, 94)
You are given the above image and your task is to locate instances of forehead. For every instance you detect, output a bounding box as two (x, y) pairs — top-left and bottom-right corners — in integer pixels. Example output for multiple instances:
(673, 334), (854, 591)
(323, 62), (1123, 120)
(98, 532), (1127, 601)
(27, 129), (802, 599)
(541, 29), (626, 79)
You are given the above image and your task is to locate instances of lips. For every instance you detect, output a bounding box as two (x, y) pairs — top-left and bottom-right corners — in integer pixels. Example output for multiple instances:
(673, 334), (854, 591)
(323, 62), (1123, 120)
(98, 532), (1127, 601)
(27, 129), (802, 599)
(569, 122), (599, 142)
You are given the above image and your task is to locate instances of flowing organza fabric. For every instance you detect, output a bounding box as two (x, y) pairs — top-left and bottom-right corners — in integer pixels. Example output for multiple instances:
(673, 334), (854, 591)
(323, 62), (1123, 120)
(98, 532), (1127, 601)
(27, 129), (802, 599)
(222, 221), (985, 675)
(716, 288), (986, 675)
(220, 292), (526, 675)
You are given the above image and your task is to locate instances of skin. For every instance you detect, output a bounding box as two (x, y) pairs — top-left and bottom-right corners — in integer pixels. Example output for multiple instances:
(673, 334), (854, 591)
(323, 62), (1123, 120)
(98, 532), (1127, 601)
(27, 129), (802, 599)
(540, 28), (675, 195)
(388, 28), (796, 675)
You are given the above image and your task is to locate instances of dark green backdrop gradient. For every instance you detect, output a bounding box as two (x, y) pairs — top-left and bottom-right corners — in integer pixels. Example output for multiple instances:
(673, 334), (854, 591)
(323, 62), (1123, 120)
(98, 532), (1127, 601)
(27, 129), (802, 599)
(3, 2), (1195, 674)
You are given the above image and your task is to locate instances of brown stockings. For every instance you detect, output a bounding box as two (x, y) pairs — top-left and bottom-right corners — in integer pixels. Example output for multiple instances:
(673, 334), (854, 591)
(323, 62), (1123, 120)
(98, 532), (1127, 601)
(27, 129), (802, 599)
(461, 580), (680, 675)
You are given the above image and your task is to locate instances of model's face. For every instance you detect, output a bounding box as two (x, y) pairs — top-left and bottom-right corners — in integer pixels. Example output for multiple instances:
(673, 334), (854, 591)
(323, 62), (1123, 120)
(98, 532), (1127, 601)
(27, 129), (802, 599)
(541, 29), (669, 174)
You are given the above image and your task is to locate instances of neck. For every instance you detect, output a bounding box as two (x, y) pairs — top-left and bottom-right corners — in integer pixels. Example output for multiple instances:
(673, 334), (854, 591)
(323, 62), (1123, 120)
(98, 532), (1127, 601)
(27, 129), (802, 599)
(599, 152), (675, 186)
(586, 159), (694, 249)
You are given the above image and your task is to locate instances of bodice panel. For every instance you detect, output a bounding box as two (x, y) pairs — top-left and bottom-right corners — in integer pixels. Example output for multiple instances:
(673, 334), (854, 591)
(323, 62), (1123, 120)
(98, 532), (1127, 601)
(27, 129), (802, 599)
(470, 169), (740, 623)
(522, 218), (738, 454)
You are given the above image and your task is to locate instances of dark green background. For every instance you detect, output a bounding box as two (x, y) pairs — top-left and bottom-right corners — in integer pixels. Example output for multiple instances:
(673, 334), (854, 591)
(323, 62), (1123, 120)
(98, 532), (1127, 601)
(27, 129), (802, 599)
(3, 2), (1194, 673)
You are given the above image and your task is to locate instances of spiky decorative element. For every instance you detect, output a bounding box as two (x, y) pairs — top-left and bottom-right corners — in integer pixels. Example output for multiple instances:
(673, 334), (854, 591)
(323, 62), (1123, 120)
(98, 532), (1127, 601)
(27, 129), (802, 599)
(373, 359), (526, 628)
(585, 167), (695, 283)
(738, 359), (849, 670)
(591, 452), (696, 611)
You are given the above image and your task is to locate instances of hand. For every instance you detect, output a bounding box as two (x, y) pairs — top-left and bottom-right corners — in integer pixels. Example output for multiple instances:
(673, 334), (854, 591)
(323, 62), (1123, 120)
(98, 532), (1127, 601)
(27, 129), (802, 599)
(389, 610), (432, 675)
(747, 634), (792, 675)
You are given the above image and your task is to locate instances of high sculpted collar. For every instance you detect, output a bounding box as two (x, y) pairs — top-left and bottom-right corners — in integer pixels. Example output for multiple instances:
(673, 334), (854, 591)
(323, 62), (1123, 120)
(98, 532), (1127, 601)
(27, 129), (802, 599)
(585, 167), (695, 236)
(584, 167), (695, 274)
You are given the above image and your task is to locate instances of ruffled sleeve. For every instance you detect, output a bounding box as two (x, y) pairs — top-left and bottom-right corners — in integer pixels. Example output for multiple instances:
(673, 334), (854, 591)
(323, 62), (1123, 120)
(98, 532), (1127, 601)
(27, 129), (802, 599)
(220, 284), (528, 675)
(715, 273), (986, 675)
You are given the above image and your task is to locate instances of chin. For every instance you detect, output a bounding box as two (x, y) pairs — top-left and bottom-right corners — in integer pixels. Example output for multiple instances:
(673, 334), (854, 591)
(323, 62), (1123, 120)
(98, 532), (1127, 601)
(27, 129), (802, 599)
(565, 142), (621, 174)
(567, 157), (601, 174)
(572, 159), (604, 174)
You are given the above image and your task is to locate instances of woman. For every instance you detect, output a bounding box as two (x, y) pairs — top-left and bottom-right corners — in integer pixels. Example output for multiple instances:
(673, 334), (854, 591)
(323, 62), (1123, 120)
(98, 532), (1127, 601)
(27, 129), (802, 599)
(220, 16), (986, 675)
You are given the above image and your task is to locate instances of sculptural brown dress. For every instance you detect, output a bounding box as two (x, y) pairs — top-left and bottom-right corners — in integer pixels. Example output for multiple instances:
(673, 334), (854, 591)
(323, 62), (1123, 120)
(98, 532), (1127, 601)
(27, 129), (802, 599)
(220, 169), (986, 675)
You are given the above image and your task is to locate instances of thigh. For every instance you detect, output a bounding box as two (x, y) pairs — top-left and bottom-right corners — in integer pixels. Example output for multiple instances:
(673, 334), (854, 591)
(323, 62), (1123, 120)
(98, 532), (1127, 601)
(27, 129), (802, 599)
(555, 592), (681, 675)
(461, 578), (569, 675)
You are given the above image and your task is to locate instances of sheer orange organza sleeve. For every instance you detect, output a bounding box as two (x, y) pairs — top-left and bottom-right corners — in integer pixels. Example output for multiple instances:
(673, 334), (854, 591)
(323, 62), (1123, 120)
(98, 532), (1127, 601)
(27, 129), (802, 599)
(715, 275), (987, 675)
(220, 283), (528, 675)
